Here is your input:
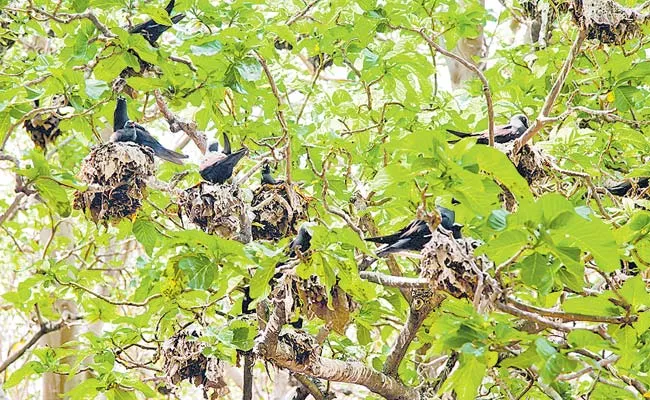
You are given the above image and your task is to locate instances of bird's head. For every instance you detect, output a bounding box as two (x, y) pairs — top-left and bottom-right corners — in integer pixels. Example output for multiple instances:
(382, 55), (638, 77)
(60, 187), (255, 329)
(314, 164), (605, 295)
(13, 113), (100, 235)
(262, 163), (271, 174)
(511, 114), (529, 129)
(208, 142), (220, 153)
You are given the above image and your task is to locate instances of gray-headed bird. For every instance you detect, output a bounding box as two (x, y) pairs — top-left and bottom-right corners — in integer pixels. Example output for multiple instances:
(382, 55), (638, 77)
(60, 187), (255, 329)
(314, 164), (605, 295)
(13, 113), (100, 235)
(447, 114), (529, 144)
(199, 132), (248, 184)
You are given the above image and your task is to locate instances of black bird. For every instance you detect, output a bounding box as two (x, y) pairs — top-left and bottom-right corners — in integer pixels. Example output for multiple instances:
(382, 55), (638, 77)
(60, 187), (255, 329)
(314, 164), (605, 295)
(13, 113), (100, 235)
(129, 0), (185, 46)
(606, 178), (649, 196)
(199, 133), (248, 184)
(261, 164), (282, 185)
(365, 206), (462, 257)
(288, 226), (312, 258)
(447, 114), (529, 144)
(111, 121), (188, 164)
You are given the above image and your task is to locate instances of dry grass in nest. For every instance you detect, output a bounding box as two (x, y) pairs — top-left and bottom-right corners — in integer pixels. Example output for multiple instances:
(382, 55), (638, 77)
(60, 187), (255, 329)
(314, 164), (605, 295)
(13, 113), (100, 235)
(251, 183), (308, 241)
(159, 326), (228, 399)
(73, 142), (155, 221)
(420, 231), (499, 313)
(179, 182), (250, 242)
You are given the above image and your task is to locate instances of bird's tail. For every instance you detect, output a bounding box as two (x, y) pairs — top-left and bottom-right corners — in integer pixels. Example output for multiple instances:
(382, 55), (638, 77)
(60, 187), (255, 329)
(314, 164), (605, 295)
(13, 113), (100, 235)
(375, 245), (395, 258)
(170, 13), (185, 24)
(158, 147), (189, 165)
(365, 233), (400, 245)
(446, 129), (477, 138)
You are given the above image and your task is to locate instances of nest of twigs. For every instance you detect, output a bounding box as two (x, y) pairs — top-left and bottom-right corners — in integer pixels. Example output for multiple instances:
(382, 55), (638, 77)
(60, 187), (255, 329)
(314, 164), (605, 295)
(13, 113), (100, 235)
(572, 0), (646, 45)
(73, 142), (155, 221)
(180, 182), (250, 241)
(251, 183), (308, 241)
(420, 230), (499, 313)
(159, 327), (228, 399)
(496, 142), (553, 210)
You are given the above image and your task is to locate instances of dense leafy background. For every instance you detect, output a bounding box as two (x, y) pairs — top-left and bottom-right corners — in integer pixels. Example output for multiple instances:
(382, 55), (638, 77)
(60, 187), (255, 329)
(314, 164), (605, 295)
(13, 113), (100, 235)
(2, 0), (650, 398)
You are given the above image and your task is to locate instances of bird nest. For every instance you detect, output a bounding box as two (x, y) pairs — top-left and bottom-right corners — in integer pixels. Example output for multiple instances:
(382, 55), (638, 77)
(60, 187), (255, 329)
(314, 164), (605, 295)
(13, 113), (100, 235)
(179, 182), (250, 241)
(291, 276), (356, 334)
(159, 326), (228, 399)
(496, 142), (553, 210)
(73, 142), (155, 221)
(420, 231), (500, 313)
(251, 183), (308, 241)
(24, 96), (68, 150)
(572, 0), (645, 45)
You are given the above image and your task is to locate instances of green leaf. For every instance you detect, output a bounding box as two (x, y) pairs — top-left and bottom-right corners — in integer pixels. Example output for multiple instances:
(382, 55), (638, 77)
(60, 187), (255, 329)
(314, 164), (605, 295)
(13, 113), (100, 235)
(35, 178), (70, 217)
(190, 39), (223, 56)
(141, 5), (174, 26)
(85, 79), (109, 100)
(178, 254), (215, 290)
(132, 218), (161, 256)
(519, 252), (553, 293)
(477, 229), (529, 265)
(612, 85), (638, 112)
(234, 57), (262, 82)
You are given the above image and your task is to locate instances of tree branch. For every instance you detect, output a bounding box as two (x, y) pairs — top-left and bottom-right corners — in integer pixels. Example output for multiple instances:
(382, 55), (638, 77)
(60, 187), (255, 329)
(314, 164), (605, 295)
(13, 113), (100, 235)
(506, 297), (634, 324)
(384, 292), (444, 377)
(359, 271), (429, 288)
(153, 90), (207, 154)
(513, 30), (587, 152)
(0, 316), (84, 373)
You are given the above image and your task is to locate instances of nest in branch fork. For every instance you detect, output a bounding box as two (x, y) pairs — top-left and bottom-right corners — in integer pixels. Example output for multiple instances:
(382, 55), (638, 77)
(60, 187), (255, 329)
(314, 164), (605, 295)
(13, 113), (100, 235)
(279, 330), (321, 365)
(572, 0), (647, 45)
(420, 230), (500, 313)
(159, 327), (228, 399)
(496, 142), (552, 211)
(73, 142), (155, 221)
(251, 183), (309, 241)
(179, 182), (250, 241)
(286, 275), (357, 334)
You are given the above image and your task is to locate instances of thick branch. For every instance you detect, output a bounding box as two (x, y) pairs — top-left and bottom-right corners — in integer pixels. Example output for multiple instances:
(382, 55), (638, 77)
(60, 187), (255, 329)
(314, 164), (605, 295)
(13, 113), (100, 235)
(260, 337), (419, 400)
(384, 293), (443, 377)
(360, 271), (429, 288)
(514, 30), (586, 152)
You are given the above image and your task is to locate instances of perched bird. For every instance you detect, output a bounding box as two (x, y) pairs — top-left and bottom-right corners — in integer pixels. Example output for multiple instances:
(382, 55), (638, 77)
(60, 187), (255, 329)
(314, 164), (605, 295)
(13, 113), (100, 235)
(128, 0), (185, 46)
(199, 132), (248, 184)
(606, 178), (649, 196)
(447, 114), (529, 144)
(261, 164), (282, 185)
(288, 226), (312, 258)
(365, 206), (462, 257)
(111, 121), (188, 164)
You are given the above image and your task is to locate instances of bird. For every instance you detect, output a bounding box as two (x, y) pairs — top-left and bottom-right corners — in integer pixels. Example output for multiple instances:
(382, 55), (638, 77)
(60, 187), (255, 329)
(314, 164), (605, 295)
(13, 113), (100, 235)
(111, 121), (188, 164)
(365, 206), (462, 257)
(261, 164), (282, 185)
(606, 178), (649, 196)
(199, 132), (248, 184)
(288, 225), (312, 258)
(128, 0), (185, 46)
(447, 114), (529, 144)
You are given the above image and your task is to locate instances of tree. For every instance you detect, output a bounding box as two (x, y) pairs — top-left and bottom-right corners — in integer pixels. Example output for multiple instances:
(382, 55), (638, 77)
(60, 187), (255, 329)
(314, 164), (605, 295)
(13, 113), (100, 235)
(1, 0), (650, 398)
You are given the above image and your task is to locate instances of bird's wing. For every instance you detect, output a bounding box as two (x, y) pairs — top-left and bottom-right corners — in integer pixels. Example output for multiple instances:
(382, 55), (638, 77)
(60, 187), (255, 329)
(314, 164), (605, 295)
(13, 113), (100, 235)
(136, 127), (188, 163)
(446, 128), (478, 138)
(365, 223), (411, 244)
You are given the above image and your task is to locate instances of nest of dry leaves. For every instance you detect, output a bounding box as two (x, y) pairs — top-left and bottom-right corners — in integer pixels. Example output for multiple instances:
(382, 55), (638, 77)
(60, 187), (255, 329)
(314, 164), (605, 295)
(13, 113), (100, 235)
(572, 0), (647, 45)
(73, 142), (155, 221)
(291, 276), (356, 334)
(179, 182), (250, 241)
(159, 327), (228, 399)
(251, 183), (308, 241)
(420, 230), (500, 313)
